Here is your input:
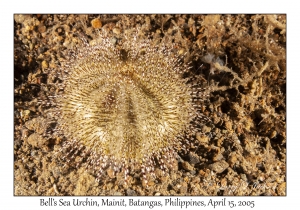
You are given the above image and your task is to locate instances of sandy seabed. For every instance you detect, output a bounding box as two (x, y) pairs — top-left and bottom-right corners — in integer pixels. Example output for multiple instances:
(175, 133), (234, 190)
(14, 14), (286, 196)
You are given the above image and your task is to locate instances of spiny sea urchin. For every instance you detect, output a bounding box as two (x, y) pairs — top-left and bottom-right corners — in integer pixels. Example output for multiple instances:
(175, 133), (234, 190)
(48, 30), (208, 184)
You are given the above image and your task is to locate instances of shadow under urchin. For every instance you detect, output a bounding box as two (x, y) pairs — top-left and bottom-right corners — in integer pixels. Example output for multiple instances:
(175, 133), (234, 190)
(46, 29), (208, 186)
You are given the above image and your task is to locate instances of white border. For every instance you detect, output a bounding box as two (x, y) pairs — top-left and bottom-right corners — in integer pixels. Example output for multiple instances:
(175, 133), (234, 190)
(1, 0), (296, 209)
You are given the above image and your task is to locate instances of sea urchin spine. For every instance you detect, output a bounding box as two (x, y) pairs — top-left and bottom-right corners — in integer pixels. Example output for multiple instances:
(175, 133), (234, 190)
(49, 31), (207, 184)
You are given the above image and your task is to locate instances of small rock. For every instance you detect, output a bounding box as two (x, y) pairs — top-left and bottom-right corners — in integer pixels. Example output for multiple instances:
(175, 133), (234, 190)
(179, 182), (188, 194)
(113, 27), (121, 35)
(208, 160), (229, 173)
(126, 189), (137, 196)
(38, 24), (46, 33)
(27, 133), (47, 148)
(182, 161), (194, 171)
(14, 14), (30, 24)
(91, 18), (102, 29)
(42, 60), (48, 69)
(241, 174), (247, 182)
(224, 121), (232, 131)
(228, 154), (238, 167)
(188, 152), (200, 164)
(170, 190), (176, 195)
(213, 153), (224, 161)
(270, 130), (277, 139)
(202, 125), (212, 133)
(25, 117), (48, 134)
(196, 132), (209, 144)
(277, 182), (286, 196)
(20, 109), (31, 121)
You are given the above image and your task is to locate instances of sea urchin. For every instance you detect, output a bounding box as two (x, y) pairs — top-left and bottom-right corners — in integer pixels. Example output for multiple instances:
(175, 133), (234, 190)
(49, 30), (207, 184)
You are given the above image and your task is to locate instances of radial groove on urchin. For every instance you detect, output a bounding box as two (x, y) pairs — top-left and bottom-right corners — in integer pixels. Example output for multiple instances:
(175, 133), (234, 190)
(49, 30), (208, 184)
